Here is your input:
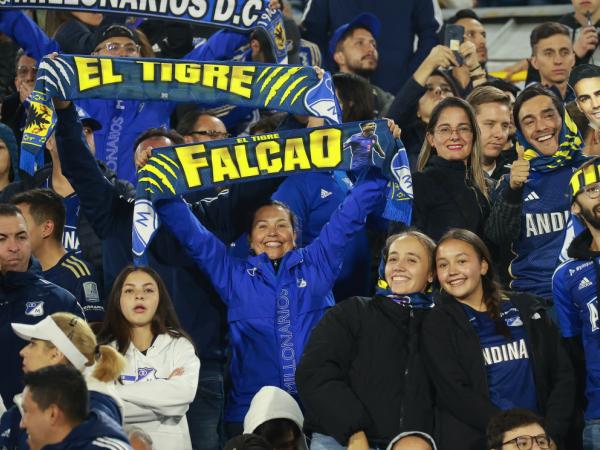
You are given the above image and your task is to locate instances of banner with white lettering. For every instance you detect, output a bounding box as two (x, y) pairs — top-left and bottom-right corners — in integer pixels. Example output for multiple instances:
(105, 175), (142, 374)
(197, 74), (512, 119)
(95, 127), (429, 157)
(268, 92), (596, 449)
(0, 0), (268, 31)
(21, 54), (341, 174)
(132, 120), (413, 263)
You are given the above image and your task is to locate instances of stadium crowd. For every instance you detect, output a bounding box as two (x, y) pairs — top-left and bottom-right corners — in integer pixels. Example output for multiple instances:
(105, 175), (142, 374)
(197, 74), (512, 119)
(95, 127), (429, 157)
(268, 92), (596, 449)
(2, 0), (600, 449)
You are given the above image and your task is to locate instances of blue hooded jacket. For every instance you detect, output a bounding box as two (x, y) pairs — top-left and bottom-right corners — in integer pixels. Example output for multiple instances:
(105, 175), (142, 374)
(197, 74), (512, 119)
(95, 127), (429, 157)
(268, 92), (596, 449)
(0, 260), (83, 407)
(39, 411), (131, 450)
(0, 390), (122, 450)
(156, 171), (386, 422)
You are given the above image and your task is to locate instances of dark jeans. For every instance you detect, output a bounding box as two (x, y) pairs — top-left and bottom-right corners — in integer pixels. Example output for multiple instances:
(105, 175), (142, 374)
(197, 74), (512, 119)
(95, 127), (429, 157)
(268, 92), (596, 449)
(187, 367), (225, 450)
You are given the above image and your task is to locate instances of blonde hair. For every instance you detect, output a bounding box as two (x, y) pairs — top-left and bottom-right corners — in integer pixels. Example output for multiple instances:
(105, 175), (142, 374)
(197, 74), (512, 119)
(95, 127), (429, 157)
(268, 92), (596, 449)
(50, 313), (125, 383)
(416, 97), (490, 201)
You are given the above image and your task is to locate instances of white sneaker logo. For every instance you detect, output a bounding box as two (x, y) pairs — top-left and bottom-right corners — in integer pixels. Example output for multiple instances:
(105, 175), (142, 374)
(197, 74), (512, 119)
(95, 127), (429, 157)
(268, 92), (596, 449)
(320, 189), (332, 199)
(579, 277), (592, 290)
(524, 191), (540, 202)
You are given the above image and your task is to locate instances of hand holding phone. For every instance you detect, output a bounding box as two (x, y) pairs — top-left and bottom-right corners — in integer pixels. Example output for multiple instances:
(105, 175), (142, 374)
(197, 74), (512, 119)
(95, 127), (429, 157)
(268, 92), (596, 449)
(444, 24), (465, 66)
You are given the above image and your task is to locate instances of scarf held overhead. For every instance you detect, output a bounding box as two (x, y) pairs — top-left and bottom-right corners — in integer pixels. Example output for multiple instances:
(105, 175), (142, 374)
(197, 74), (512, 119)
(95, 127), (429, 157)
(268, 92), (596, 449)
(21, 54), (341, 173)
(133, 119), (413, 263)
(0, 0), (270, 31)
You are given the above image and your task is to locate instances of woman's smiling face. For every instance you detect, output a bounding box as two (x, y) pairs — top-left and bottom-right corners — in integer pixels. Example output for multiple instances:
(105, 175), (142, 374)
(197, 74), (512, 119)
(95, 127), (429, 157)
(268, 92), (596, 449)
(427, 106), (474, 162)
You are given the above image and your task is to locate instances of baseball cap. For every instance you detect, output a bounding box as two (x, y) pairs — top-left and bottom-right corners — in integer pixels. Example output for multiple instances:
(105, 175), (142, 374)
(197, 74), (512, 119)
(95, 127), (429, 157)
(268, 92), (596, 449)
(12, 316), (88, 370)
(94, 24), (140, 50)
(328, 13), (381, 57)
(76, 106), (102, 131)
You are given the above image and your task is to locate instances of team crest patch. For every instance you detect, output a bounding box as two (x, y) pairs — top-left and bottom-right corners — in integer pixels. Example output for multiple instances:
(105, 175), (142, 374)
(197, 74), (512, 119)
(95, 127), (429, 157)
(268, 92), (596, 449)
(25, 301), (44, 317)
(83, 282), (100, 303)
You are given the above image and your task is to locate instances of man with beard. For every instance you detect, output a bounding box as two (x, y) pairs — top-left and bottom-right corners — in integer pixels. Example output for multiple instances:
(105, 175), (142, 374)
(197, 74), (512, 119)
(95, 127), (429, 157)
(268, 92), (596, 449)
(329, 13), (393, 116)
(553, 157), (600, 450)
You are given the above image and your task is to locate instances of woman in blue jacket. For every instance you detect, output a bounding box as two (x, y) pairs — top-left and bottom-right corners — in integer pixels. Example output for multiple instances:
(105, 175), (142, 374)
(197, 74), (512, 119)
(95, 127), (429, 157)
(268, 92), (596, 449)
(155, 123), (397, 433)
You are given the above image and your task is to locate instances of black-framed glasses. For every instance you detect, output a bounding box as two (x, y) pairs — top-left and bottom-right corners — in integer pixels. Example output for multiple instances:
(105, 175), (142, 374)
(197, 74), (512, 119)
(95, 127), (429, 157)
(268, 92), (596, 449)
(583, 183), (600, 200)
(17, 65), (37, 78)
(502, 434), (551, 449)
(190, 130), (231, 139)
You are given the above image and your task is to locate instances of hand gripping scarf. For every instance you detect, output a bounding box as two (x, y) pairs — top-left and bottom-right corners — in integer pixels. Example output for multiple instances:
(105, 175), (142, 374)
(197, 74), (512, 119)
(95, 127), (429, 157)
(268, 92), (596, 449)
(132, 119), (413, 264)
(21, 54), (341, 174)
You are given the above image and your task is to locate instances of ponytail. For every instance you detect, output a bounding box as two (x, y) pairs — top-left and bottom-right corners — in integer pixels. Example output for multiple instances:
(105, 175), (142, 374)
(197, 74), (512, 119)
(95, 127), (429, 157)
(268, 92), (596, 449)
(92, 345), (126, 383)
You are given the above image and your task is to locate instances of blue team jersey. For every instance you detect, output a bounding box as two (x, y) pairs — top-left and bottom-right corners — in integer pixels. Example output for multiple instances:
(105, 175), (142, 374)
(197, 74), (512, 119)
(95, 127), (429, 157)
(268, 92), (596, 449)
(509, 167), (575, 298)
(463, 301), (539, 412)
(553, 256), (600, 419)
(43, 252), (104, 322)
(343, 133), (383, 170)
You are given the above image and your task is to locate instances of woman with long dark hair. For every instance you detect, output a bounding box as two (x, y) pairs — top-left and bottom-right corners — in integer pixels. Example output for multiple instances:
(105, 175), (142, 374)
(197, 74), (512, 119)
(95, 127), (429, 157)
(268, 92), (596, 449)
(297, 230), (437, 450)
(413, 97), (490, 242)
(422, 229), (575, 450)
(97, 265), (199, 450)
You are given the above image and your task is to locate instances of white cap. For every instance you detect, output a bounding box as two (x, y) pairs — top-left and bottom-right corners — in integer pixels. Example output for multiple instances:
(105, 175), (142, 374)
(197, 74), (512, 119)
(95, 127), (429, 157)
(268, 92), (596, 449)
(12, 316), (88, 371)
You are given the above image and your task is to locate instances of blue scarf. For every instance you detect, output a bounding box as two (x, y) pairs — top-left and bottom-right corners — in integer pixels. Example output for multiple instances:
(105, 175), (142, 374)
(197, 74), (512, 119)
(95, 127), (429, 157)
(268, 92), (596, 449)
(133, 120), (412, 263)
(515, 110), (588, 173)
(1, 0), (273, 33)
(21, 54), (341, 174)
(375, 257), (433, 310)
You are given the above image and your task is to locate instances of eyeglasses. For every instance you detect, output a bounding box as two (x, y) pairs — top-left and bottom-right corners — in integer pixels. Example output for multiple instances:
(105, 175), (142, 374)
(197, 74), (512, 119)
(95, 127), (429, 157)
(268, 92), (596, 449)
(95, 42), (140, 55)
(190, 130), (231, 139)
(583, 183), (600, 199)
(434, 125), (473, 140)
(16, 65), (37, 78)
(502, 434), (551, 449)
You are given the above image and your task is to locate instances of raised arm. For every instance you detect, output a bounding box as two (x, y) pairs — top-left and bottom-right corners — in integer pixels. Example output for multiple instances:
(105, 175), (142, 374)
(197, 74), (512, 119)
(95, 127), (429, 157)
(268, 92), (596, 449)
(0, 10), (59, 61)
(304, 168), (386, 292)
(155, 197), (235, 303)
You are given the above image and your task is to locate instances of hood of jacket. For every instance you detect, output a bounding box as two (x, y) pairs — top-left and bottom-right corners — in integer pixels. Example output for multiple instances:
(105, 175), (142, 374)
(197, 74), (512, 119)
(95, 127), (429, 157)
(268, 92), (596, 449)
(0, 258), (44, 292)
(567, 228), (600, 260)
(41, 410), (130, 450)
(84, 368), (124, 423)
(243, 386), (308, 450)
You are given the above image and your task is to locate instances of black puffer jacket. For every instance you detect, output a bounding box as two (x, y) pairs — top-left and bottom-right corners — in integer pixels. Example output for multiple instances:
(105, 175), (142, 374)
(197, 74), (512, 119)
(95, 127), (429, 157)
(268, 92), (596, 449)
(412, 156), (490, 242)
(296, 295), (433, 448)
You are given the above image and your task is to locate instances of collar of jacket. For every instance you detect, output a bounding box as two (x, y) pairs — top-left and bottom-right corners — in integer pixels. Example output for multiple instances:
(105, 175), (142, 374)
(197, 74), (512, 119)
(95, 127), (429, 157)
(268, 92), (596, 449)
(246, 249), (304, 275)
(427, 155), (469, 173)
(0, 258), (43, 292)
(567, 228), (600, 259)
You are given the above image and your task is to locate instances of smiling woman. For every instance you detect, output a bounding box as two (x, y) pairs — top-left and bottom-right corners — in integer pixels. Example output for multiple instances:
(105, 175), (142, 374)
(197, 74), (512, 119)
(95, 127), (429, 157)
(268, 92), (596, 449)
(154, 165), (388, 433)
(421, 229), (575, 450)
(296, 230), (436, 450)
(412, 97), (490, 241)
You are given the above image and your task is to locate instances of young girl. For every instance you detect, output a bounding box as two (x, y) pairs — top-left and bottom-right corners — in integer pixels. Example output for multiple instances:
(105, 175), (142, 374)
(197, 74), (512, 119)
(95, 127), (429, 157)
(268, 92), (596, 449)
(413, 97), (490, 241)
(0, 312), (125, 449)
(297, 230), (437, 450)
(422, 229), (575, 450)
(97, 266), (199, 450)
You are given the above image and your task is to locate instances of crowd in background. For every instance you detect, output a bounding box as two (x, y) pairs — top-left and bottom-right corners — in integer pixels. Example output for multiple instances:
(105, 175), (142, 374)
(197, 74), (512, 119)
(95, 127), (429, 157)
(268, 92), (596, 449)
(2, 0), (600, 450)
